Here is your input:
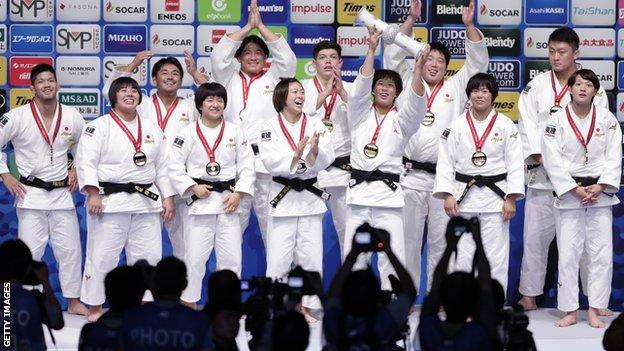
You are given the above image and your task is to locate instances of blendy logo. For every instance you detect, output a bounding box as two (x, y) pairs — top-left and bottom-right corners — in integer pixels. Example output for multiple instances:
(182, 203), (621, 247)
(295, 58), (315, 80)
(103, 56), (148, 85)
(523, 60), (550, 85)
(10, 88), (34, 108)
(10, 24), (53, 54)
(291, 0), (334, 24)
(56, 24), (101, 54)
(196, 25), (240, 56)
(523, 27), (556, 58)
(337, 26), (378, 57)
(340, 58), (379, 82)
(104, 25), (147, 54)
(57, 0), (100, 21)
(290, 26), (335, 56)
(524, 0), (567, 25)
(151, 0), (193, 23)
(571, 0), (616, 26)
(385, 0), (427, 24)
(247, 0), (287, 23)
(0, 56), (6, 85)
(477, 0), (521, 26)
(9, 0), (53, 22)
(481, 28), (520, 57)
(150, 57), (194, 87)
(56, 56), (100, 86)
(576, 28), (616, 58)
(431, 0), (464, 25)
(493, 92), (519, 122)
(487, 60), (521, 89)
(57, 89), (100, 119)
(578, 59), (615, 90)
(430, 27), (465, 56)
(0, 25), (6, 53)
(9, 56), (53, 86)
(337, 0), (380, 25)
(103, 0), (147, 22)
(150, 25), (194, 55)
(197, 0), (241, 23)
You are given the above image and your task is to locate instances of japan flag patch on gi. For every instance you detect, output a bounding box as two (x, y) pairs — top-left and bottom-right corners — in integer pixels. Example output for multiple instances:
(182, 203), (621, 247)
(545, 125), (556, 137)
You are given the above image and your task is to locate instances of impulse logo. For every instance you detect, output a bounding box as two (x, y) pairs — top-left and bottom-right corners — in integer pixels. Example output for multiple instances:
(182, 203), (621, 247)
(291, 0), (334, 24)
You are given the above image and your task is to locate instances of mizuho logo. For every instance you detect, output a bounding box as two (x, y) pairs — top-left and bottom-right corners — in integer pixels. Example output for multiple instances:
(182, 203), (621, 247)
(212, 0), (226, 12)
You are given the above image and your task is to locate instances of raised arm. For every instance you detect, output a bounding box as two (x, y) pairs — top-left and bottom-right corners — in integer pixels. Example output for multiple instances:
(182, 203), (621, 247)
(347, 31), (381, 128)
(102, 51), (152, 102)
(395, 45), (428, 136)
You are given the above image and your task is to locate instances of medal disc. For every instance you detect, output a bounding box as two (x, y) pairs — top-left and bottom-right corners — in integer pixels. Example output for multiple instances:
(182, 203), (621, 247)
(549, 105), (562, 115)
(323, 119), (334, 132)
(133, 151), (147, 167)
(421, 111), (435, 126)
(363, 143), (379, 158)
(206, 161), (221, 176)
(471, 151), (487, 167)
(238, 108), (245, 121)
(296, 159), (307, 174)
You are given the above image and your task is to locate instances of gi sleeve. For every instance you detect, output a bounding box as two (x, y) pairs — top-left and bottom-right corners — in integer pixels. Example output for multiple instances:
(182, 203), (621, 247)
(447, 29), (489, 90)
(594, 87), (609, 110)
(395, 83), (426, 137)
(304, 120), (335, 173)
(265, 35), (297, 81)
(383, 41), (414, 87)
(504, 122), (526, 199)
(234, 128), (256, 196)
(347, 69), (374, 129)
(153, 129), (175, 198)
(0, 111), (18, 176)
(302, 84), (320, 119)
(598, 113), (622, 194)
(210, 35), (241, 86)
(70, 110), (86, 157)
(541, 115), (577, 196)
(517, 82), (543, 161)
(76, 120), (103, 192)
(168, 128), (196, 198)
(433, 123), (457, 199)
(258, 120), (297, 177)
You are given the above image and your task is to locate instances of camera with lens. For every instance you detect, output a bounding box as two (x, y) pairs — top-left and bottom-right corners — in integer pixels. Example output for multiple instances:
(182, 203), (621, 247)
(354, 223), (385, 252)
(498, 305), (536, 351)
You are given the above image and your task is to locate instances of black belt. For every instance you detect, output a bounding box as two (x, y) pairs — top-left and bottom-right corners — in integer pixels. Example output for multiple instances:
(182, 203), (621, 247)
(330, 155), (352, 172)
(251, 143), (259, 156)
(187, 178), (236, 206)
(349, 169), (400, 191)
(526, 164), (540, 171)
(572, 176), (598, 187)
(402, 156), (436, 174)
(19, 176), (69, 191)
(454, 172), (507, 204)
(270, 176), (329, 208)
(99, 182), (159, 201)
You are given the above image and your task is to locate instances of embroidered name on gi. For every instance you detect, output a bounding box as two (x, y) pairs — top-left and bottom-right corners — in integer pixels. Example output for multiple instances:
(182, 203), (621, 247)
(441, 128), (450, 140)
(84, 126), (96, 136)
(261, 130), (271, 141)
(173, 137), (185, 148)
(545, 125), (556, 137)
(0, 115), (9, 127)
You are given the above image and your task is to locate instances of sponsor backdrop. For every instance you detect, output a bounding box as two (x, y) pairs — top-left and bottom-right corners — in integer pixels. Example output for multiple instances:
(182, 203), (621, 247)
(0, 0), (624, 310)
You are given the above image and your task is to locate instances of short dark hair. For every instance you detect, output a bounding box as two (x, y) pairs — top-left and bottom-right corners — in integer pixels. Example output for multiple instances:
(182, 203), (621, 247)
(151, 56), (184, 80)
(273, 311), (310, 351)
(0, 239), (33, 282)
(567, 69), (600, 91)
(153, 257), (187, 297)
(30, 63), (56, 85)
(313, 40), (342, 59)
(272, 78), (302, 113)
(194, 82), (228, 114)
(105, 266), (146, 312)
(548, 26), (580, 51)
(372, 69), (403, 96)
(440, 272), (478, 323)
(235, 35), (270, 59)
(108, 77), (142, 108)
(429, 42), (451, 67)
(465, 73), (499, 100)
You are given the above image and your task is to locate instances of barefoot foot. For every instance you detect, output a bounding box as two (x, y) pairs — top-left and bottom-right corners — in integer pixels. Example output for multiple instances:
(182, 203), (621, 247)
(598, 308), (614, 317)
(554, 311), (577, 327)
(181, 300), (198, 310)
(87, 305), (103, 322)
(518, 296), (537, 311)
(67, 298), (89, 316)
(588, 308), (606, 328)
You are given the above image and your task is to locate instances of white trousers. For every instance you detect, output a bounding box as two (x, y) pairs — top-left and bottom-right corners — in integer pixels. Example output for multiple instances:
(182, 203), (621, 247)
(266, 214), (324, 309)
(402, 188), (449, 293)
(450, 212), (509, 292)
(556, 207), (613, 311)
(81, 212), (162, 306)
(17, 208), (82, 298)
(181, 213), (242, 303)
(343, 205), (406, 291)
(240, 173), (271, 244)
(164, 197), (187, 260)
(326, 186), (348, 255)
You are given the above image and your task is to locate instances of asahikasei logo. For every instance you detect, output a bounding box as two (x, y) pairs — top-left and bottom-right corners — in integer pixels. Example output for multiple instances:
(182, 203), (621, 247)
(525, 0), (567, 25)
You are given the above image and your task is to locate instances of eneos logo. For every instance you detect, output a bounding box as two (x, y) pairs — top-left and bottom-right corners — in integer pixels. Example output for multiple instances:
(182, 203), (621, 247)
(198, 0), (241, 23)
(151, 0), (193, 23)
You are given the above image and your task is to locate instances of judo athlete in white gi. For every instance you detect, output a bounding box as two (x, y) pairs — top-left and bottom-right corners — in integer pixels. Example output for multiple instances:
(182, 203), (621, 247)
(0, 64), (88, 315)
(258, 78), (335, 311)
(77, 77), (175, 321)
(342, 30), (427, 291)
(103, 52), (202, 260)
(517, 27), (610, 312)
(211, 0), (296, 244)
(434, 73), (524, 292)
(541, 69), (621, 328)
(301, 40), (352, 254)
(169, 83), (255, 308)
(384, 0), (489, 291)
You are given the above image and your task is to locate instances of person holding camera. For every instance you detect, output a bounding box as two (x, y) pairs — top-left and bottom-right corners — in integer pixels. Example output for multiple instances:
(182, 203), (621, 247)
(541, 69), (622, 328)
(203, 270), (244, 351)
(0, 239), (64, 350)
(433, 73), (524, 292)
(323, 223), (417, 350)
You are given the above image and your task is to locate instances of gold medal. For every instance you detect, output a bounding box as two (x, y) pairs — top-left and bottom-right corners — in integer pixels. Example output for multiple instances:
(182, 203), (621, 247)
(471, 151), (487, 167)
(422, 111), (435, 126)
(323, 119), (334, 132)
(549, 105), (562, 115)
(206, 161), (221, 176)
(133, 151), (147, 167)
(363, 143), (379, 158)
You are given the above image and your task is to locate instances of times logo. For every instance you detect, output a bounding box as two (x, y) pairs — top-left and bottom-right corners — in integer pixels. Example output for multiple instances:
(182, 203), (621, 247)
(56, 24), (101, 54)
(337, 0), (379, 25)
(291, 0), (334, 24)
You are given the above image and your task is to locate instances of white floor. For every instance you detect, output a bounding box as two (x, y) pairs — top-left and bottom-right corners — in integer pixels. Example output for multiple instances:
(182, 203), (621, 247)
(47, 308), (619, 351)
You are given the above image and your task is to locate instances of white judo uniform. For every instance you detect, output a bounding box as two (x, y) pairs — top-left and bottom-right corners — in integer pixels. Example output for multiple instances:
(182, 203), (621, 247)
(76, 113), (174, 305)
(541, 105), (621, 311)
(301, 78), (352, 254)
(384, 32), (489, 291)
(103, 70), (199, 260)
(517, 70), (609, 297)
(169, 119), (255, 303)
(343, 70), (426, 291)
(0, 102), (84, 298)
(212, 34), (297, 244)
(434, 110), (525, 291)
(258, 114), (334, 309)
